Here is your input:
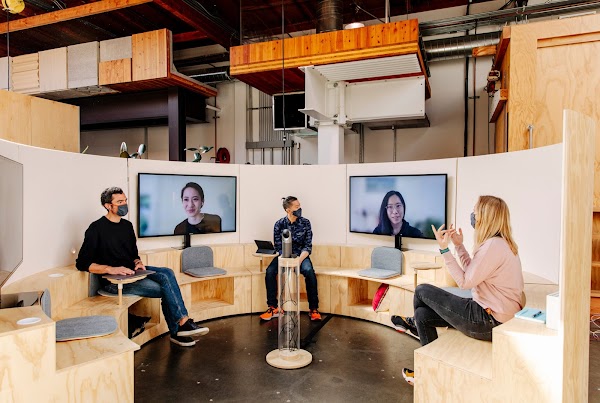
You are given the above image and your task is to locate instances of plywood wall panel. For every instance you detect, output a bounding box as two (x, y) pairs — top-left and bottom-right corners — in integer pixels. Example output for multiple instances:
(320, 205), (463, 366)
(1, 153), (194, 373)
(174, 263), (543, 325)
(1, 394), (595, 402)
(100, 36), (132, 62)
(68, 41), (99, 88)
(132, 29), (169, 81)
(11, 53), (39, 94)
(30, 96), (79, 152)
(99, 58), (132, 85)
(39, 47), (68, 92)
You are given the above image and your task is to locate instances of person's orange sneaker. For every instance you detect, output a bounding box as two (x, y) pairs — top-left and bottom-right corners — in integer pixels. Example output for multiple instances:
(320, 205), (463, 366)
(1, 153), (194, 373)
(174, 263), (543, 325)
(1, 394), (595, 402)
(309, 309), (322, 321)
(260, 306), (280, 321)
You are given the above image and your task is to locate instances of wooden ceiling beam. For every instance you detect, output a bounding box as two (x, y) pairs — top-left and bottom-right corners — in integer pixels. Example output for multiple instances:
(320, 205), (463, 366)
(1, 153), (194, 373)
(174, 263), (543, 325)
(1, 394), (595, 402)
(0, 0), (153, 35)
(153, 0), (236, 48)
(173, 30), (209, 44)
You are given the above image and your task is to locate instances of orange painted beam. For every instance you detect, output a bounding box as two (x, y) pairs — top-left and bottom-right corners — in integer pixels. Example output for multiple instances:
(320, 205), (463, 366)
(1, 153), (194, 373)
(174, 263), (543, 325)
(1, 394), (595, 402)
(0, 0), (152, 35)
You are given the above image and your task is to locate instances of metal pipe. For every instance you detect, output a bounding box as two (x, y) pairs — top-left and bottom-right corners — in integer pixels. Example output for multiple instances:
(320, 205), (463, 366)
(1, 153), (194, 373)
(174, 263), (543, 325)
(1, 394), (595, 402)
(425, 32), (500, 62)
(385, 0), (390, 23)
(316, 0), (343, 33)
(392, 126), (397, 162)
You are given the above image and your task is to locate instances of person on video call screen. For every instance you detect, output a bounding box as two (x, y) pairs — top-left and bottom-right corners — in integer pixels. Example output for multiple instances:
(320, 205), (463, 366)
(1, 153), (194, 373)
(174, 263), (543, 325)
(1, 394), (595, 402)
(372, 190), (424, 238)
(173, 182), (222, 235)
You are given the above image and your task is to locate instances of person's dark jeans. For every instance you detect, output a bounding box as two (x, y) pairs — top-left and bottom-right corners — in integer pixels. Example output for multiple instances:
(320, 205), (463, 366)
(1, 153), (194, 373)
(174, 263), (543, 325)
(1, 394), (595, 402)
(104, 266), (188, 336)
(413, 283), (501, 346)
(266, 257), (319, 310)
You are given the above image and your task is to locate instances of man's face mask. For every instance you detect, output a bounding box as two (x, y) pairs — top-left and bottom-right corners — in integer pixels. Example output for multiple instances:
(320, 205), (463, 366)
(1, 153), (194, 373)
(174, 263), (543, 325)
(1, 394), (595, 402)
(115, 204), (129, 217)
(292, 208), (302, 218)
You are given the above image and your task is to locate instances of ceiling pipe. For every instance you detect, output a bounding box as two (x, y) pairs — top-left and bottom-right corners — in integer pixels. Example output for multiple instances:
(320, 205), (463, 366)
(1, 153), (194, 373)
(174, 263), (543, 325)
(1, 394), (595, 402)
(424, 32), (501, 62)
(316, 0), (343, 33)
(419, 0), (600, 36)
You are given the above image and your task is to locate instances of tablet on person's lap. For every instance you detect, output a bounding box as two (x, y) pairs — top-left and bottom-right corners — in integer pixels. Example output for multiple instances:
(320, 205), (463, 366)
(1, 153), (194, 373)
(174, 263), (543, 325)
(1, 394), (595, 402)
(103, 270), (155, 281)
(254, 240), (277, 255)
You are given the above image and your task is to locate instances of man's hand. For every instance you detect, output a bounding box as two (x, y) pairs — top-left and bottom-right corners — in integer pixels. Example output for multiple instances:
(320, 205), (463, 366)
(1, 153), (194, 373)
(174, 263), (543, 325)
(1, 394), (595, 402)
(134, 259), (146, 271)
(106, 266), (135, 276)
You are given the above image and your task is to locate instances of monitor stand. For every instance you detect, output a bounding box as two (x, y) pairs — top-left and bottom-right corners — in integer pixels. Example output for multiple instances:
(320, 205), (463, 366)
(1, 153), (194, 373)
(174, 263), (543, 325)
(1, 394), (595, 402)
(173, 233), (192, 250)
(394, 234), (408, 252)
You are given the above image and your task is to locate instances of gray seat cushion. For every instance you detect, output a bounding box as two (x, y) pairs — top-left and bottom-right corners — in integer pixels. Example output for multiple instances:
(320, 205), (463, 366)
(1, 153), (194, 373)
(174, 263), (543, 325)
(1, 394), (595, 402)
(181, 246), (226, 278)
(184, 267), (227, 278)
(357, 268), (400, 279)
(56, 315), (118, 342)
(358, 247), (402, 279)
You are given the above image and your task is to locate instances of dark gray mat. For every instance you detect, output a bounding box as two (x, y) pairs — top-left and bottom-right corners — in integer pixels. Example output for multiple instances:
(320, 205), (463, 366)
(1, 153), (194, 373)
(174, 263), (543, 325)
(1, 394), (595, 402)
(183, 267), (227, 278)
(56, 315), (118, 342)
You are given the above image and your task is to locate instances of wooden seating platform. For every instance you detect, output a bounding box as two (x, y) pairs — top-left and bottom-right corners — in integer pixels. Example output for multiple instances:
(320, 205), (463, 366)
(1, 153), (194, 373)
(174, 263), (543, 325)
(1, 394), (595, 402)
(2, 243), (559, 403)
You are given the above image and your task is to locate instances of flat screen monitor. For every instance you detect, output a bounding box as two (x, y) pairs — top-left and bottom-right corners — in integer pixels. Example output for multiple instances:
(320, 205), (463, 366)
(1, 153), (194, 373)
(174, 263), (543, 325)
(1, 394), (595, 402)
(138, 173), (236, 238)
(349, 174), (447, 240)
(273, 92), (308, 131)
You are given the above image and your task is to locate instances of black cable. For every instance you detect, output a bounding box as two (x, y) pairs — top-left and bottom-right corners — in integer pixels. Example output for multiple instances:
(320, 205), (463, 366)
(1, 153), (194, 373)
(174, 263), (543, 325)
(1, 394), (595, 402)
(464, 0), (471, 157)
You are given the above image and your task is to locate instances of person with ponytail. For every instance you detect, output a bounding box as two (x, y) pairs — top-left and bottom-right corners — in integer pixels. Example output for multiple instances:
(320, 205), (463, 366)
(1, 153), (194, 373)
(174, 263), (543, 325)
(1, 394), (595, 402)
(392, 195), (525, 386)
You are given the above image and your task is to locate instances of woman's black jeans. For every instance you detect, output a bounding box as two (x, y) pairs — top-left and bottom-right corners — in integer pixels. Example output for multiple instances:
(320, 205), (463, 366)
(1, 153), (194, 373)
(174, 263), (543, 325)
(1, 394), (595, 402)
(413, 284), (501, 346)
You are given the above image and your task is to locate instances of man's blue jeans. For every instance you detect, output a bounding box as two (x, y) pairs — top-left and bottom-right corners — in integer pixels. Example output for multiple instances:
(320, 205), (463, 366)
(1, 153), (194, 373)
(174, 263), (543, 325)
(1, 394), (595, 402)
(104, 266), (188, 336)
(265, 257), (319, 310)
(413, 283), (501, 346)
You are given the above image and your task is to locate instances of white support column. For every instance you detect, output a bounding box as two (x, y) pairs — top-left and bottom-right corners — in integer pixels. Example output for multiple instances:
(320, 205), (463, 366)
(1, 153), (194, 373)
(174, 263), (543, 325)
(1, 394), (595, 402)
(317, 122), (344, 165)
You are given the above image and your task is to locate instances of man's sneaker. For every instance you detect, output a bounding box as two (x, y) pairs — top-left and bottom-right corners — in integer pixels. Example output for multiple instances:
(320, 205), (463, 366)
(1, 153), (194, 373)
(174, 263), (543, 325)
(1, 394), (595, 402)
(402, 368), (414, 386)
(309, 309), (322, 321)
(177, 318), (209, 337)
(391, 315), (419, 339)
(260, 306), (280, 321)
(170, 335), (196, 347)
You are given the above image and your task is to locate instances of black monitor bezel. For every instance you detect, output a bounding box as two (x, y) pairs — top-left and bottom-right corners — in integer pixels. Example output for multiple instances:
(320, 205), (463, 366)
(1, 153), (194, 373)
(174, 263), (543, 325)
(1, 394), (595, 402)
(137, 172), (237, 238)
(348, 173), (448, 241)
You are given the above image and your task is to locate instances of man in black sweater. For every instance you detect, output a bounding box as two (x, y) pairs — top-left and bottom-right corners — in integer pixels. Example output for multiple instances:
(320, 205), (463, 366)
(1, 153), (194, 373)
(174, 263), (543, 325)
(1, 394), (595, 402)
(76, 187), (207, 347)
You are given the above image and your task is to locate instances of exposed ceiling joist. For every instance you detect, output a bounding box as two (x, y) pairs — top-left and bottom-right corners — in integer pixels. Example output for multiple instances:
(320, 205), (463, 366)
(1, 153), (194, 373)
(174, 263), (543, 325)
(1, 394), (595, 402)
(0, 0), (153, 35)
(173, 30), (209, 43)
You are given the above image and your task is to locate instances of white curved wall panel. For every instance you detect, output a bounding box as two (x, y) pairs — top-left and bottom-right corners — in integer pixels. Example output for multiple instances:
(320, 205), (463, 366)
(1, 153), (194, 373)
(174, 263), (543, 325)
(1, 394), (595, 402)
(0, 138), (562, 287)
(239, 164), (347, 245)
(456, 144), (562, 283)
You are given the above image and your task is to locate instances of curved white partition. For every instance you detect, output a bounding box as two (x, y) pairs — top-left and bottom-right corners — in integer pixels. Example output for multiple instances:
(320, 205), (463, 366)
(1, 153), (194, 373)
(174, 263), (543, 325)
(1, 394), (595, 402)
(0, 137), (562, 288)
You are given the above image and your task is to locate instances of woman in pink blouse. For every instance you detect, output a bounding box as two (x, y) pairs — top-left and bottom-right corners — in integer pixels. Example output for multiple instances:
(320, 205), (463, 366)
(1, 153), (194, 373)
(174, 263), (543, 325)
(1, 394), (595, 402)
(393, 195), (525, 385)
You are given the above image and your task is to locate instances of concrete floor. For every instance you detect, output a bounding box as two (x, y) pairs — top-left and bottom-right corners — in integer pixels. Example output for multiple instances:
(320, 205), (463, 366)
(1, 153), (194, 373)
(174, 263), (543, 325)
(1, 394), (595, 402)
(135, 314), (600, 402)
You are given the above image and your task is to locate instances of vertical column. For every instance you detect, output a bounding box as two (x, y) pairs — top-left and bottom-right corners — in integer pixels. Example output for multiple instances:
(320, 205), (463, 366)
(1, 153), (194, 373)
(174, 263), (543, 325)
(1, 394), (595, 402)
(317, 122), (344, 165)
(168, 87), (186, 162)
(559, 110), (595, 402)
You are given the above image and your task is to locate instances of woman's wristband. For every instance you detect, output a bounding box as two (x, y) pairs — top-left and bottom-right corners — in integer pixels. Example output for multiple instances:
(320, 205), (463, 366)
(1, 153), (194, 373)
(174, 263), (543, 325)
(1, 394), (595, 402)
(439, 247), (450, 254)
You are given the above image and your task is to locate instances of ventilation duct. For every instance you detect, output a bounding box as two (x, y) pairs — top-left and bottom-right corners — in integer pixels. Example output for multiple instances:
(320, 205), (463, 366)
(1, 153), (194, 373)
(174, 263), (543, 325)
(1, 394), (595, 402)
(316, 0), (343, 33)
(190, 68), (233, 84)
(424, 32), (501, 62)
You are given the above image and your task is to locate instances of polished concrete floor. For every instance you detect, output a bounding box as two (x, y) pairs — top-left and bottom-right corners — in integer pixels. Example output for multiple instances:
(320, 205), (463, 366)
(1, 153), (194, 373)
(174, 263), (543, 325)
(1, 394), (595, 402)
(135, 314), (600, 402)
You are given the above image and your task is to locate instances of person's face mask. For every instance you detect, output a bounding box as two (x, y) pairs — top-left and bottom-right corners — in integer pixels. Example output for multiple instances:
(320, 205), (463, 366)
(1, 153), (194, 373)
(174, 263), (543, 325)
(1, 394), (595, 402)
(292, 208), (302, 218)
(115, 204), (129, 217)
(470, 212), (476, 228)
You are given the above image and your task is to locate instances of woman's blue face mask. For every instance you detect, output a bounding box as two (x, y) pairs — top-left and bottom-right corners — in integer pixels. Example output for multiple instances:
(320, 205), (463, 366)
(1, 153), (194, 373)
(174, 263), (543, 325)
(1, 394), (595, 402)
(470, 212), (476, 228)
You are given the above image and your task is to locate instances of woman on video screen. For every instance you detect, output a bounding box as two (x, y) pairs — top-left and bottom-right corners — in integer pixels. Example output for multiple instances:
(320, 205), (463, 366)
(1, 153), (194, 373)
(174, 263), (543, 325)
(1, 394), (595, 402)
(373, 190), (423, 238)
(173, 182), (222, 235)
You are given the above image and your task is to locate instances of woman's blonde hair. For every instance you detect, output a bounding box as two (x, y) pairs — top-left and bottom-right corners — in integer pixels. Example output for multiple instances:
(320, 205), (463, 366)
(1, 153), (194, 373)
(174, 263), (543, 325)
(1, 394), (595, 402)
(474, 195), (518, 255)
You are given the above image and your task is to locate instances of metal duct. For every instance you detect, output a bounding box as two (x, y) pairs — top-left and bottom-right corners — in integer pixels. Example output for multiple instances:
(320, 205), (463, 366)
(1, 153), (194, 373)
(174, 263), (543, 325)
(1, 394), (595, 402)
(190, 68), (233, 84)
(424, 32), (501, 62)
(316, 0), (343, 33)
(420, 0), (600, 36)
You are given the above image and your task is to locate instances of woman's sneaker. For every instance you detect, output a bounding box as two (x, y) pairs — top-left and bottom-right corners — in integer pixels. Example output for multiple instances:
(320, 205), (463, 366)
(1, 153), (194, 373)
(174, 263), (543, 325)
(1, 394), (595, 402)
(402, 368), (415, 386)
(391, 315), (419, 340)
